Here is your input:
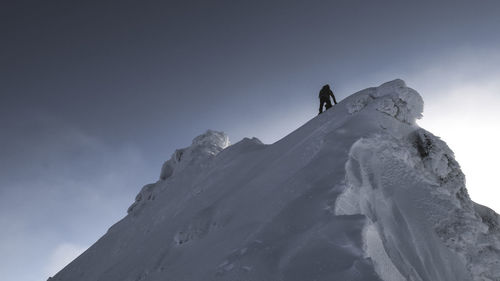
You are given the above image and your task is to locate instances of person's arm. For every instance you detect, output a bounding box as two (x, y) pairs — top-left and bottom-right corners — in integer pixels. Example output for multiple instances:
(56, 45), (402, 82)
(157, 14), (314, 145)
(330, 91), (337, 104)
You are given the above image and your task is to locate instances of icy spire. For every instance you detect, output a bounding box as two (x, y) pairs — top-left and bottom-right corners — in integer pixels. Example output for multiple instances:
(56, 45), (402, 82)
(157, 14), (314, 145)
(159, 130), (229, 180)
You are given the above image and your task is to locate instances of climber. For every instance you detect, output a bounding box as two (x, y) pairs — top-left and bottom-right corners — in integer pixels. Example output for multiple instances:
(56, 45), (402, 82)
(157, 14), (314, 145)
(318, 84), (337, 114)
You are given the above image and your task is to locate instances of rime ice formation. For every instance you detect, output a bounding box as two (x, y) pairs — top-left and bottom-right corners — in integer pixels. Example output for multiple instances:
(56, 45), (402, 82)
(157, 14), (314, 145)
(159, 130), (230, 181)
(50, 80), (500, 281)
(128, 130), (229, 214)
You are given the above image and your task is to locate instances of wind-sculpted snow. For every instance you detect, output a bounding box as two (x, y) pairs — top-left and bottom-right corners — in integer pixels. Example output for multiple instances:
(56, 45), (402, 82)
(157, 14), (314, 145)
(346, 79), (423, 124)
(336, 130), (500, 280)
(128, 130), (229, 214)
(50, 80), (499, 281)
(159, 129), (230, 181)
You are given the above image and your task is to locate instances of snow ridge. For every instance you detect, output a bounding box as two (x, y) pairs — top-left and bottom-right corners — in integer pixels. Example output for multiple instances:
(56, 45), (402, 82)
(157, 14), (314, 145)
(50, 80), (500, 281)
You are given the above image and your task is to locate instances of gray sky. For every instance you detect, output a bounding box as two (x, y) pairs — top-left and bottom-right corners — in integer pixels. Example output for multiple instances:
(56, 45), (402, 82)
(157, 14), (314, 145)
(2, 1), (500, 280)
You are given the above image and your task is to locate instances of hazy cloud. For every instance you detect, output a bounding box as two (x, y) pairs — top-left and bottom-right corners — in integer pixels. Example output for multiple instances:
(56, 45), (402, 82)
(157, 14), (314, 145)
(0, 110), (158, 281)
(45, 243), (87, 278)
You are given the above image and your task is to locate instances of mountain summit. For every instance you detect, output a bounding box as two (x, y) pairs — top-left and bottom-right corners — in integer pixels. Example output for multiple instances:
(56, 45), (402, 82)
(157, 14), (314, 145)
(50, 80), (500, 281)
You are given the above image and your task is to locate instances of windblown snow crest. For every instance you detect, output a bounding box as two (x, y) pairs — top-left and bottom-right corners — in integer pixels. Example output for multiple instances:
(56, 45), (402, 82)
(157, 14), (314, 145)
(159, 130), (230, 181)
(345, 79), (423, 124)
(128, 130), (229, 214)
(337, 81), (500, 281)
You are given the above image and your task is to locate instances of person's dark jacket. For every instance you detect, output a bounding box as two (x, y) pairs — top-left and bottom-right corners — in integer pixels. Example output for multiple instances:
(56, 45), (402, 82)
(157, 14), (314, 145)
(319, 85), (337, 104)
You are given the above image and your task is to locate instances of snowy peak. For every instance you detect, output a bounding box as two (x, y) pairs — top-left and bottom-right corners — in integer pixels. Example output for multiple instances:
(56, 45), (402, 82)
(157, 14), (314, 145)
(51, 80), (500, 281)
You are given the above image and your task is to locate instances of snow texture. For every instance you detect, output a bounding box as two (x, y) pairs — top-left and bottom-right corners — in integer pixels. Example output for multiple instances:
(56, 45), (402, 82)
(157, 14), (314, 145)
(50, 79), (500, 281)
(159, 129), (230, 181)
(346, 79), (423, 124)
(128, 130), (229, 214)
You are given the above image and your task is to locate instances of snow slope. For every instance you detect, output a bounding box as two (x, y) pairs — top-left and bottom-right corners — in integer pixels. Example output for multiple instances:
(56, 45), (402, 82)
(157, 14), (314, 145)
(49, 80), (500, 281)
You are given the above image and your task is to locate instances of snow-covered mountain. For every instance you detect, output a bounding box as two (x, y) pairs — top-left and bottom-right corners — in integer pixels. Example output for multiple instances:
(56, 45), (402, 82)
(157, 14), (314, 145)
(49, 80), (500, 281)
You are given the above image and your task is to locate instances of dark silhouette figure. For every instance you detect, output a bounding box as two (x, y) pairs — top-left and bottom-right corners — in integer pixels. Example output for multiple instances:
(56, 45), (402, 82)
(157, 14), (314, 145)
(318, 84), (337, 114)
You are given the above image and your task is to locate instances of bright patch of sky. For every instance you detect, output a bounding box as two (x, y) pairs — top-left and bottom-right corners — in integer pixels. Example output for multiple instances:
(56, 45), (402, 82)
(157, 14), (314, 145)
(45, 243), (87, 277)
(414, 48), (500, 212)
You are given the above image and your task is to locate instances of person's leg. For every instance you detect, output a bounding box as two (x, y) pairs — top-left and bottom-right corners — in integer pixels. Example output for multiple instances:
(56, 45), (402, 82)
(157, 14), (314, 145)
(319, 100), (325, 114)
(325, 99), (333, 110)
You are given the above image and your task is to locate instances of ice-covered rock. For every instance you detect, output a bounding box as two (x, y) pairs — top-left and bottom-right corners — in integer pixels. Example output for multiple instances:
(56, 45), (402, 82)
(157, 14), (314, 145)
(346, 79), (423, 124)
(128, 130), (229, 214)
(159, 130), (229, 181)
(335, 126), (500, 281)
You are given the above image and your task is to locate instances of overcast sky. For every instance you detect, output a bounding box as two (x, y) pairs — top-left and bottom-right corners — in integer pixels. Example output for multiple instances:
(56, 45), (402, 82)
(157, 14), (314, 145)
(2, 1), (500, 280)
